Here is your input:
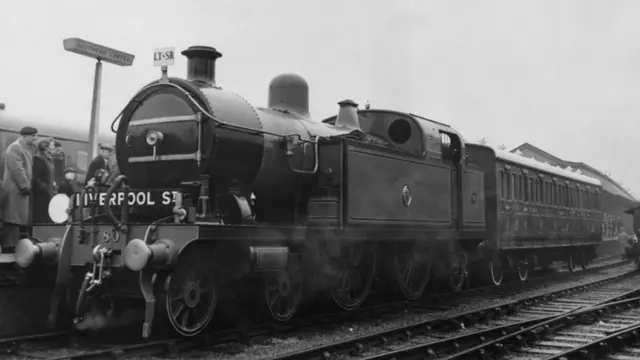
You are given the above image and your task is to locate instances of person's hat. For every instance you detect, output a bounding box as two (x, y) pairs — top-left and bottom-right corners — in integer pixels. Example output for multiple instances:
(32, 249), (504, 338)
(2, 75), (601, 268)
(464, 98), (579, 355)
(64, 167), (77, 174)
(19, 126), (38, 136)
(99, 143), (114, 151)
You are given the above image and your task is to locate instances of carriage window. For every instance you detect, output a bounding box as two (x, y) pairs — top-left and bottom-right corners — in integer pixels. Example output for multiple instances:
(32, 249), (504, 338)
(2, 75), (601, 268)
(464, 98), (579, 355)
(500, 171), (507, 199)
(506, 172), (512, 200)
(77, 150), (89, 171)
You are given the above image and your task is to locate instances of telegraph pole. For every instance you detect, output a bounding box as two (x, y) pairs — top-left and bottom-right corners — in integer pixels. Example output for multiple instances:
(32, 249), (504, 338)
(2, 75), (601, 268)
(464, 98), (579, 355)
(63, 38), (135, 159)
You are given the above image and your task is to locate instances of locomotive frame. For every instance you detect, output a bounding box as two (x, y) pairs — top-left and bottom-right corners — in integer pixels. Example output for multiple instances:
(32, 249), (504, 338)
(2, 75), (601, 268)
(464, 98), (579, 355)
(14, 45), (614, 339)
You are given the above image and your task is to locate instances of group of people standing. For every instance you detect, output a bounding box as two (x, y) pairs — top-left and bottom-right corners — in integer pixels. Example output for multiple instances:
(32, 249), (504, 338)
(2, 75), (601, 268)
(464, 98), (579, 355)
(0, 126), (115, 254)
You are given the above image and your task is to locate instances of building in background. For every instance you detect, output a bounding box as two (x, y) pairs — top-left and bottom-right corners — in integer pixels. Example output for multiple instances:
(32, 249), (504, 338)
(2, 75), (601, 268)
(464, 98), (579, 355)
(512, 143), (638, 255)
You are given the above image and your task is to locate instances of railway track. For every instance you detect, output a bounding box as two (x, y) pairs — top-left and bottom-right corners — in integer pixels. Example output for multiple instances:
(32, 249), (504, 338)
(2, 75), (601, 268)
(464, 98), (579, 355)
(1, 258), (632, 359)
(441, 283), (640, 359)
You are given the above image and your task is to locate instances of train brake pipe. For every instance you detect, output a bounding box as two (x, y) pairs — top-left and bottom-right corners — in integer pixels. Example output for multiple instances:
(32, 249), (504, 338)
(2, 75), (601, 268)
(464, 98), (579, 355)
(441, 286), (640, 359)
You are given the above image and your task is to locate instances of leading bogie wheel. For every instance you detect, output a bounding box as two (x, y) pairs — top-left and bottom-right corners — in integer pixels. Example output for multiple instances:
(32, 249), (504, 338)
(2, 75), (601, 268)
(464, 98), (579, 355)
(389, 241), (433, 300)
(158, 246), (217, 337)
(264, 257), (303, 322)
(330, 242), (377, 311)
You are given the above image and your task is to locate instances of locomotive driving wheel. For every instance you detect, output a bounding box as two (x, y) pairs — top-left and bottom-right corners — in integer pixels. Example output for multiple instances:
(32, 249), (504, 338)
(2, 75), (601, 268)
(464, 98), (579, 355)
(448, 250), (468, 293)
(389, 241), (433, 300)
(330, 242), (377, 311)
(160, 248), (217, 337)
(264, 257), (303, 322)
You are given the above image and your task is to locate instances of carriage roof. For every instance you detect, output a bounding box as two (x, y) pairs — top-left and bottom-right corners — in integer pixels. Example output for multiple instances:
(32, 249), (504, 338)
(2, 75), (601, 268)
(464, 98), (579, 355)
(493, 148), (601, 186)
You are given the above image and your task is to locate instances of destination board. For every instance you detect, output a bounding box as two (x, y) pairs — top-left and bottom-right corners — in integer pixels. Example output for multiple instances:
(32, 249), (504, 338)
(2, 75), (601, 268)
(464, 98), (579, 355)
(75, 190), (178, 207)
(154, 47), (175, 67)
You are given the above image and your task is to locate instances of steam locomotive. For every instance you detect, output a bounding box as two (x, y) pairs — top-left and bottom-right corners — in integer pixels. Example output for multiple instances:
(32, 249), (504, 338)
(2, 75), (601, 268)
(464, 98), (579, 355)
(14, 45), (613, 339)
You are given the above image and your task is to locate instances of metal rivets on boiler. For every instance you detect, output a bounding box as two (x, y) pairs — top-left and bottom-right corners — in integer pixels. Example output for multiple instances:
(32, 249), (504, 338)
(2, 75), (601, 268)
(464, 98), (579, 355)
(402, 185), (412, 207)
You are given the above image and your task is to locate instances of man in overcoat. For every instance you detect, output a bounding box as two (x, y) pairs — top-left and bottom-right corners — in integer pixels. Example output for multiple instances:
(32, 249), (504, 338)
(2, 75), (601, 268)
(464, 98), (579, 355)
(85, 143), (113, 185)
(1, 126), (37, 253)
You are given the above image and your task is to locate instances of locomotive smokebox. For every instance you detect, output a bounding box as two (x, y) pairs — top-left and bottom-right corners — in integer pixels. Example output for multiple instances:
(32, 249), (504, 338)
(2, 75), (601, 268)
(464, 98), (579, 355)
(181, 46), (223, 86)
(268, 74), (310, 118)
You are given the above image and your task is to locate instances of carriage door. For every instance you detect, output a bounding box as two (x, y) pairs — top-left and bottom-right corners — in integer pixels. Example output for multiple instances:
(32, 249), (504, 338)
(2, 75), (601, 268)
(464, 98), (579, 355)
(440, 131), (464, 229)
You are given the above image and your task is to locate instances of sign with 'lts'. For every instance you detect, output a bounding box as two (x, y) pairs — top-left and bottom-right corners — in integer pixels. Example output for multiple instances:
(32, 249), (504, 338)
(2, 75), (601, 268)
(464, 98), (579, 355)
(154, 47), (175, 67)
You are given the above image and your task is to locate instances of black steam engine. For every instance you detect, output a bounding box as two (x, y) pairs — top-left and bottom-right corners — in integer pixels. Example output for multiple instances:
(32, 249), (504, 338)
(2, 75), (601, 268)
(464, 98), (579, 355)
(14, 45), (611, 338)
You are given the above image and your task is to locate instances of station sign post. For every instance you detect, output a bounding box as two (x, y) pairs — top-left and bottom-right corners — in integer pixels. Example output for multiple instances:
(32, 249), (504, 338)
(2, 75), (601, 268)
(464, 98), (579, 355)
(63, 38), (135, 160)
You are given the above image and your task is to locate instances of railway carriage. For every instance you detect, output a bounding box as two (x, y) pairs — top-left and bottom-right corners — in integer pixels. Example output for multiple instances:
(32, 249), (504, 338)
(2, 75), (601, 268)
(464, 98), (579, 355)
(466, 144), (604, 286)
(0, 111), (113, 266)
(12, 44), (613, 339)
(0, 110), (114, 186)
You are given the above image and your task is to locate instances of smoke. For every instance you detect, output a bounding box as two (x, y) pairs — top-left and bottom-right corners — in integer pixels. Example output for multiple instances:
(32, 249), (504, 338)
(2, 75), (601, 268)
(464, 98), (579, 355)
(74, 307), (108, 331)
(74, 307), (141, 332)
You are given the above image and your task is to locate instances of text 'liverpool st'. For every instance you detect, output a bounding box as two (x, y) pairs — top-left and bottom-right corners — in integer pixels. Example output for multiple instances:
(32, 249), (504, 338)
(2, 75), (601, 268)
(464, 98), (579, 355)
(75, 191), (178, 207)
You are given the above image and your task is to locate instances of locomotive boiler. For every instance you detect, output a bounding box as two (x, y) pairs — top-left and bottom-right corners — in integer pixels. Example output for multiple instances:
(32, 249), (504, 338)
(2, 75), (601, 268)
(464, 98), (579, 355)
(13, 44), (613, 340)
(118, 46), (340, 192)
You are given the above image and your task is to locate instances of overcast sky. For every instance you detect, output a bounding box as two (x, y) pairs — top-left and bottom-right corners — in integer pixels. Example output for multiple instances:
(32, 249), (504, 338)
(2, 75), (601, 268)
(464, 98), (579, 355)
(1, 0), (639, 194)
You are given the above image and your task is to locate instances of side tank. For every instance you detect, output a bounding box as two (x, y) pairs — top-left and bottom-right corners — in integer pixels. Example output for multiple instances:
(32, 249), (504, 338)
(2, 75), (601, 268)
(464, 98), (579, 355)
(115, 45), (343, 193)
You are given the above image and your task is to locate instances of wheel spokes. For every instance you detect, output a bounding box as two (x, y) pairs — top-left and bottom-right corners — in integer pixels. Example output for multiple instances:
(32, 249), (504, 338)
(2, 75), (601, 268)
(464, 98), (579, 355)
(393, 242), (431, 299)
(165, 263), (217, 336)
(331, 243), (376, 310)
(264, 263), (303, 321)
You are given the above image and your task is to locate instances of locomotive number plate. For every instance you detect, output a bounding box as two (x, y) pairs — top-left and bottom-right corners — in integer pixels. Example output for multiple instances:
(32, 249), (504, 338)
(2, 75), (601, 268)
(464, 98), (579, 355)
(74, 190), (178, 207)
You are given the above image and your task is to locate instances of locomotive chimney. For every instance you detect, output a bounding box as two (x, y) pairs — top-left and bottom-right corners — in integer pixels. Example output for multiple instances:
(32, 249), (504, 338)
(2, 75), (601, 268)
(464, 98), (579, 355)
(268, 73), (310, 118)
(335, 99), (361, 131)
(181, 46), (223, 86)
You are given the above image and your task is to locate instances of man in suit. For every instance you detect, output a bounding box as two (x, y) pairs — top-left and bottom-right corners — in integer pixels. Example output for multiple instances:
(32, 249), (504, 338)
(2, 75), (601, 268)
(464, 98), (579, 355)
(1, 126), (37, 254)
(85, 143), (114, 186)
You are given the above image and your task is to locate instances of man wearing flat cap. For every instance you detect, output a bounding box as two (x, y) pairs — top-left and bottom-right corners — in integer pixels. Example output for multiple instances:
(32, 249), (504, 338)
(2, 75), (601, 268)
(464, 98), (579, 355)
(58, 167), (78, 197)
(1, 126), (37, 253)
(85, 143), (114, 186)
